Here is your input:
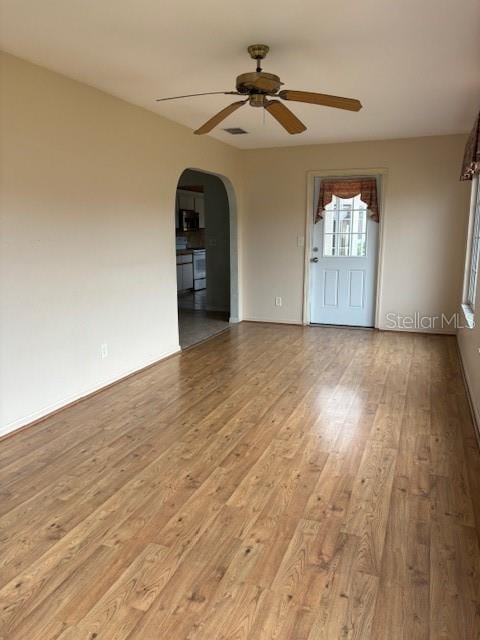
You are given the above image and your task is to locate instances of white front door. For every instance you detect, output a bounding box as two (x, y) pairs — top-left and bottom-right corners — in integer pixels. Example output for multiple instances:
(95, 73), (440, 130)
(310, 193), (378, 327)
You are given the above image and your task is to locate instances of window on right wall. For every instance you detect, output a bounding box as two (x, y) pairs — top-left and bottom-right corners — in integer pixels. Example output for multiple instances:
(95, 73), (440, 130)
(463, 176), (480, 324)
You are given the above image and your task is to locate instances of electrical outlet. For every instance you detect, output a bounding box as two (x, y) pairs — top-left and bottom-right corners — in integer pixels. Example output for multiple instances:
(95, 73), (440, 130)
(275, 296), (282, 307)
(101, 343), (108, 359)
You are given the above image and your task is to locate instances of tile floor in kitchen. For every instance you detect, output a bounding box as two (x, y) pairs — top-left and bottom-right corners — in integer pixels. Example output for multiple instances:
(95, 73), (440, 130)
(177, 290), (230, 349)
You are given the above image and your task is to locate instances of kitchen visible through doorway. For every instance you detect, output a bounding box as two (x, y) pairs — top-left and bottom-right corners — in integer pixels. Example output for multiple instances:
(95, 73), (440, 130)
(175, 169), (231, 348)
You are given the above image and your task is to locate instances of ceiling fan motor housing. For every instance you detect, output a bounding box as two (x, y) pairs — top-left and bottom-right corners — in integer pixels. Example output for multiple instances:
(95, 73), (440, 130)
(235, 72), (282, 96)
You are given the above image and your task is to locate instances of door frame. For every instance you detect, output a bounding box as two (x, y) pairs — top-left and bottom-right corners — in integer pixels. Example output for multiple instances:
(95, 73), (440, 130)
(302, 168), (388, 327)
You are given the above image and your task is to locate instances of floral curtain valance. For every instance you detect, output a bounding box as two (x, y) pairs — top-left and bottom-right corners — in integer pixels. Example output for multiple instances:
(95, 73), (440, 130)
(460, 110), (480, 181)
(315, 177), (379, 223)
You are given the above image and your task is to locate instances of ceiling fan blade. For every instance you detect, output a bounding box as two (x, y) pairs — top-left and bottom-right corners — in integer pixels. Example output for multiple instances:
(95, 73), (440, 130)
(156, 91), (240, 102)
(279, 90), (362, 112)
(194, 100), (248, 135)
(264, 100), (306, 134)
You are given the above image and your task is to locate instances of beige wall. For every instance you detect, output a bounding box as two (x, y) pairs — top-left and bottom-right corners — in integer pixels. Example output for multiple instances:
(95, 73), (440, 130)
(241, 136), (471, 328)
(1, 52), (474, 436)
(0, 52), (244, 435)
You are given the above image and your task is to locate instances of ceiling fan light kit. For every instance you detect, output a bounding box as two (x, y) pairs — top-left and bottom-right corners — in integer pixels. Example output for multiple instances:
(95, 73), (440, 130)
(155, 44), (362, 136)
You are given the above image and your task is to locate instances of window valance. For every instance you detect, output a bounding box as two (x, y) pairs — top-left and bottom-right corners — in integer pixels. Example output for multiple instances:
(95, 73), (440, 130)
(460, 110), (480, 181)
(316, 177), (379, 223)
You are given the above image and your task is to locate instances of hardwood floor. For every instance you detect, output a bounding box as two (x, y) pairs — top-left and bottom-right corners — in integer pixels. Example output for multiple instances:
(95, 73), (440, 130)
(1, 323), (479, 639)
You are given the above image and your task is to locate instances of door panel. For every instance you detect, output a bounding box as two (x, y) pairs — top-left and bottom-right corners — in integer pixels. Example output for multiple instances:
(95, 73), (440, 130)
(348, 270), (365, 308)
(323, 270), (339, 307)
(310, 193), (378, 327)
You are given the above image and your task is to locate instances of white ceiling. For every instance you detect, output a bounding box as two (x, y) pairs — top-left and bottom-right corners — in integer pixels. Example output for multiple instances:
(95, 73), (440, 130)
(1, 0), (479, 149)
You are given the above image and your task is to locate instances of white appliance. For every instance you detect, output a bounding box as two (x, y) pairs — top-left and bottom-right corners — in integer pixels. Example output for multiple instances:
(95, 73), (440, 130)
(192, 249), (206, 290)
(176, 236), (188, 251)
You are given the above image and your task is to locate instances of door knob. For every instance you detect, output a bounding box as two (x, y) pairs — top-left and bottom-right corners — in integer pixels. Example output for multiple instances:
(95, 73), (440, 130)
(311, 257), (319, 263)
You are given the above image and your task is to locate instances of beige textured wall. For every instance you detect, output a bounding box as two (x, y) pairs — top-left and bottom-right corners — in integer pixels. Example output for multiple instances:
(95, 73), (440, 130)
(241, 136), (470, 327)
(0, 52), (244, 434)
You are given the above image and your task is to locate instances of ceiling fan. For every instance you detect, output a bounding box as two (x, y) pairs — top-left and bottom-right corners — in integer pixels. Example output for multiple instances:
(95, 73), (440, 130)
(155, 44), (362, 135)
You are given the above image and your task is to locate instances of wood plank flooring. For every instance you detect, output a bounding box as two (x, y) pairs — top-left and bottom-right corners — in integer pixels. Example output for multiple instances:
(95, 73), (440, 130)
(1, 323), (479, 639)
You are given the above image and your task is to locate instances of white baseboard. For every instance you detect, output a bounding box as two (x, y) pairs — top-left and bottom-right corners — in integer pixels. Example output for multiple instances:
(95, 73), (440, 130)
(244, 318), (455, 334)
(377, 324), (456, 335)
(242, 316), (303, 325)
(0, 344), (181, 439)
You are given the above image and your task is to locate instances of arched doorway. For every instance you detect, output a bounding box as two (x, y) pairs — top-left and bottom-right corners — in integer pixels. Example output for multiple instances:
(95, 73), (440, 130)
(175, 168), (238, 349)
